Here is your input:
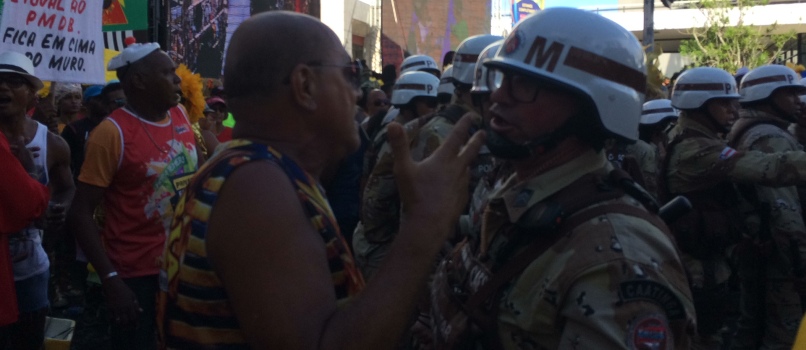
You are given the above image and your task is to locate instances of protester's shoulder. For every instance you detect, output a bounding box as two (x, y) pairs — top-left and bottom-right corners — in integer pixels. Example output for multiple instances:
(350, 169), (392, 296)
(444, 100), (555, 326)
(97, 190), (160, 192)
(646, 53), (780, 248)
(86, 119), (121, 143)
(46, 129), (70, 156)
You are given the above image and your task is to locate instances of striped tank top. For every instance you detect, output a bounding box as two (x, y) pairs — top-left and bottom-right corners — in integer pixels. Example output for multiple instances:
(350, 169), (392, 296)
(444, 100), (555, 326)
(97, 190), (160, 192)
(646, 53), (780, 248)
(158, 140), (365, 349)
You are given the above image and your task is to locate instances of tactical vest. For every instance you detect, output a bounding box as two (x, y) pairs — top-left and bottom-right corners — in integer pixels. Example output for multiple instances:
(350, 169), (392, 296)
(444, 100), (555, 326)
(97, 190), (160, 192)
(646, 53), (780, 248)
(660, 128), (743, 260)
(431, 168), (667, 349)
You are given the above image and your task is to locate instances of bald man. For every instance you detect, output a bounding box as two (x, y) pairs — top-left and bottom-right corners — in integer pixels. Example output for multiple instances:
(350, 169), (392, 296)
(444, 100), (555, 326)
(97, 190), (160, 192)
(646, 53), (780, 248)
(158, 11), (485, 349)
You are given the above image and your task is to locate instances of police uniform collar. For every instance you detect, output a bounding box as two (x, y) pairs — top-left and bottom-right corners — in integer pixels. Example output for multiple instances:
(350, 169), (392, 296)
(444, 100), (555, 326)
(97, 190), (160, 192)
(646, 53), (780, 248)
(491, 150), (608, 223)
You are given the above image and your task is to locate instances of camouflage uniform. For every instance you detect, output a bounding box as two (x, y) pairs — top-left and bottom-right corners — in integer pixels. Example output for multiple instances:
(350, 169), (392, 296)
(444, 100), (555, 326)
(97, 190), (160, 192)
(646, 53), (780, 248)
(625, 139), (661, 200)
(433, 150), (697, 349)
(459, 160), (513, 241)
(728, 109), (806, 350)
(665, 116), (744, 349)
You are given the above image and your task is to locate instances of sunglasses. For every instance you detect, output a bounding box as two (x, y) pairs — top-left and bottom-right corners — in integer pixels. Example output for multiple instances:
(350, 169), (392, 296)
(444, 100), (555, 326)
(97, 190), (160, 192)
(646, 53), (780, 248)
(373, 99), (391, 107)
(113, 98), (126, 107)
(0, 74), (30, 89)
(284, 61), (363, 90)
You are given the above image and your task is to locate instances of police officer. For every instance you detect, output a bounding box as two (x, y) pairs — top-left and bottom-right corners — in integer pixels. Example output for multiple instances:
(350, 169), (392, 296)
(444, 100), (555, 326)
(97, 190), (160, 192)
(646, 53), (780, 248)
(728, 64), (806, 349)
(430, 8), (696, 349)
(353, 71), (440, 280)
(409, 34), (502, 181)
(627, 99), (678, 199)
(437, 66), (455, 108)
(380, 55), (441, 125)
(460, 40), (511, 241)
(664, 67), (746, 349)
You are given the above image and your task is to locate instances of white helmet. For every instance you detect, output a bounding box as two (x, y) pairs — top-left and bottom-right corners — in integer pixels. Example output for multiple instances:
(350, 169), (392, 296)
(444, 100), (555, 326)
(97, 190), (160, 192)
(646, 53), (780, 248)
(438, 66), (455, 96)
(740, 65), (805, 103)
(400, 55), (440, 76)
(390, 71), (440, 106)
(471, 40), (503, 94)
(641, 99), (678, 125)
(671, 67), (740, 110)
(453, 34), (503, 86)
(800, 77), (806, 104)
(484, 7), (646, 141)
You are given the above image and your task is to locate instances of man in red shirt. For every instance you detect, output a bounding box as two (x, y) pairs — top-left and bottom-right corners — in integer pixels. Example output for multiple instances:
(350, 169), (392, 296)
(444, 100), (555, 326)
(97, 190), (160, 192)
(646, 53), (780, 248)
(69, 42), (199, 349)
(0, 52), (50, 347)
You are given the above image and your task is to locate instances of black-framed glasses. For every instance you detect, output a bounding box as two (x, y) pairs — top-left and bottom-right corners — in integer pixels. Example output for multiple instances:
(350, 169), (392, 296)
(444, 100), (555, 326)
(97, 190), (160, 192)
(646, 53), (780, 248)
(0, 74), (30, 89)
(284, 61), (363, 90)
(486, 68), (543, 103)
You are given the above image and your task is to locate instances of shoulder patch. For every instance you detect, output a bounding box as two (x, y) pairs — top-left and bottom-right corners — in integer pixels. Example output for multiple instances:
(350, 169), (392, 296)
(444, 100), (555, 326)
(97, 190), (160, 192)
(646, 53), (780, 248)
(719, 146), (737, 160)
(627, 314), (670, 350)
(618, 280), (686, 320)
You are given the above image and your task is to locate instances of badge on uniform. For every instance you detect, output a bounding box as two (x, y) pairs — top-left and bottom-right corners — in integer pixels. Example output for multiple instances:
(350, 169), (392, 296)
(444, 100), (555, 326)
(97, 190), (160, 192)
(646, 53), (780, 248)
(627, 314), (670, 350)
(719, 146), (737, 160)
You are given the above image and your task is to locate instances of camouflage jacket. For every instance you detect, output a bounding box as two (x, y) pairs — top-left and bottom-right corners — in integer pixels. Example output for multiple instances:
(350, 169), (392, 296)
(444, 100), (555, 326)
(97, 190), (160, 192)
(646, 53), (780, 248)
(625, 139), (660, 200)
(667, 115), (806, 192)
(729, 109), (806, 277)
(437, 150), (696, 349)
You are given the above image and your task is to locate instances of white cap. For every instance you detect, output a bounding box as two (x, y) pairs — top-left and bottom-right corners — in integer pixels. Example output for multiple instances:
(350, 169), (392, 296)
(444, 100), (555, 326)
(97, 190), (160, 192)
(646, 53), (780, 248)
(107, 42), (161, 71)
(0, 52), (43, 89)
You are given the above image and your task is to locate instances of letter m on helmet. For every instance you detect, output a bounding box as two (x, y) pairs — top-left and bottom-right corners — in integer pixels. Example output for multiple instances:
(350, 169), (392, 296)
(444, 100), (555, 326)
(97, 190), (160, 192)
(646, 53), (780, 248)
(523, 36), (565, 73)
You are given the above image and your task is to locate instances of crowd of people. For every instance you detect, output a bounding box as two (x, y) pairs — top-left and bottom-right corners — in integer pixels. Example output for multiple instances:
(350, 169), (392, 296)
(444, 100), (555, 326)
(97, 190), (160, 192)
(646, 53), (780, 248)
(5, 6), (806, 350)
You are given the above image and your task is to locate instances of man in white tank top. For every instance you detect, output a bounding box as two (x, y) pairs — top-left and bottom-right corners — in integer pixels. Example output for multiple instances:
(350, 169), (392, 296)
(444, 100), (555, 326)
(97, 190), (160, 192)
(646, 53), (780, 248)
(0, 52), (74, 350)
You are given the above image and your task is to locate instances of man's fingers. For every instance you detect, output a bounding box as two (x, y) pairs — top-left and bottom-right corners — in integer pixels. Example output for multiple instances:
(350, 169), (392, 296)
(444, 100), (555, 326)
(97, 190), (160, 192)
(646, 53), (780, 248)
(458, 130), (487, 164)
(435, 114), (474, 157)
(388, 122), (413, 173)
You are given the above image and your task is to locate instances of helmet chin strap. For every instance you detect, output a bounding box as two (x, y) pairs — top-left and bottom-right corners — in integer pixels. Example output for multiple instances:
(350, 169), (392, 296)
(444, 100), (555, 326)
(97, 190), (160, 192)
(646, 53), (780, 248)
(485, 116), (578, 160)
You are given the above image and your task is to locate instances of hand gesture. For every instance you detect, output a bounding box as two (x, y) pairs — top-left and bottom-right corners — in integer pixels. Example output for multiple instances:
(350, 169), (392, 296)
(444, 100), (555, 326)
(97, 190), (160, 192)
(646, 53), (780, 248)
(388, 114), (486, 232)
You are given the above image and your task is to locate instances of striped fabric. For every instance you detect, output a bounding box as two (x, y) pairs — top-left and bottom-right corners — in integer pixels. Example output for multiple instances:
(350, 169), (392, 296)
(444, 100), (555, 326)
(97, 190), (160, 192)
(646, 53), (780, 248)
(103, 30), (134, 51)
(158, 140), (365, 349)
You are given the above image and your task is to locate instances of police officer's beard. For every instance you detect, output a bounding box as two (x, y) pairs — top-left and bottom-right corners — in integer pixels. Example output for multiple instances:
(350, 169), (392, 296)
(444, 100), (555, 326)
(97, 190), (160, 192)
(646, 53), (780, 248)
(485, 127), (532, 159)
(485, 119), (577, 160)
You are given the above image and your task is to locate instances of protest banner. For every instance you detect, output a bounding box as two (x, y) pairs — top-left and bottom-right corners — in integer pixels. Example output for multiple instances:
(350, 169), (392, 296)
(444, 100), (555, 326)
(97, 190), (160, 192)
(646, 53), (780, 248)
(0, 0), (104, 84)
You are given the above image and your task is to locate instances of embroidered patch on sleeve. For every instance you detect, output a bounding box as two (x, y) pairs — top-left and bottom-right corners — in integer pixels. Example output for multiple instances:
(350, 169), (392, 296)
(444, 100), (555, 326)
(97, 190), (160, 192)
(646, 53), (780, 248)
(618, 280), (685, 320)
(719, 146), (737, 160)
(627, 314), (669, 350)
